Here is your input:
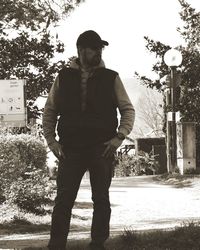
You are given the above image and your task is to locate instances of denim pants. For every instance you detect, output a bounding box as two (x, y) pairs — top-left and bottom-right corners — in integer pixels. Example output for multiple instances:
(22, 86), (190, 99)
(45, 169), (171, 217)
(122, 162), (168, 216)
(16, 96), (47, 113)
(48, 144), (114, 249)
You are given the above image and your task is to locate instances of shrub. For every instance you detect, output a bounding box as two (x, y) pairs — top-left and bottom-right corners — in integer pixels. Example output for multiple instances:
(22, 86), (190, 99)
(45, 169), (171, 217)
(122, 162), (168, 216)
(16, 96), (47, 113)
(115, 151), (160, 177)
(114, 154), (135, 177)
(0, 133), (46, 176)
(0, 131), (53, 214)
(6, 169), (53, 214)
(133, 151), (160, 175)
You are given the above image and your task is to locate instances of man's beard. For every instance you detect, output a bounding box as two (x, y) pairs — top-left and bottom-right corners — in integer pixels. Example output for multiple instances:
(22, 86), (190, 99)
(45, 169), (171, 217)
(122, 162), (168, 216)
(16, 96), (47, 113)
(87, 54), (101, 67)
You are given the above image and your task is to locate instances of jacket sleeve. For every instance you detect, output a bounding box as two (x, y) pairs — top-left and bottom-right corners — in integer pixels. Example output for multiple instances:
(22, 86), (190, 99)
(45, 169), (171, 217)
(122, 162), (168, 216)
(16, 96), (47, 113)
(114, 75), (135, 136)
(42, 75), (60, 146)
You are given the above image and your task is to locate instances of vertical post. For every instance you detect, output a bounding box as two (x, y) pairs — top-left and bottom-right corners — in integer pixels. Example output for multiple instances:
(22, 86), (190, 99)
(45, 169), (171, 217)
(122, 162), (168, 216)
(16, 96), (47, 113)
(165, 68), (177, 173)
(166, 118), (172, 172)
(170, 67), (177, 172)
(163, 48), (182, 173)
(165, 87), (172, 172)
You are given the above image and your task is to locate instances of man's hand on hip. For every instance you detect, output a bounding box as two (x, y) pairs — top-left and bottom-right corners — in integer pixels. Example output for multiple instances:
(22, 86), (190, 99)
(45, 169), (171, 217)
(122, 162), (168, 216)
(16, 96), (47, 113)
(49, 141), (65, 159)
(103, 136), (124, 158)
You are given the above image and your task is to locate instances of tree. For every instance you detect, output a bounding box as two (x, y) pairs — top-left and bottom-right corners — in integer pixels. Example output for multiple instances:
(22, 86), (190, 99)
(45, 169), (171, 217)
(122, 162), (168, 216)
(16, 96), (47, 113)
(0, 0), (84, 119)
(137, 89), (164, 137)
(0, 0), (83, 31)
(135, 0), (200, 164)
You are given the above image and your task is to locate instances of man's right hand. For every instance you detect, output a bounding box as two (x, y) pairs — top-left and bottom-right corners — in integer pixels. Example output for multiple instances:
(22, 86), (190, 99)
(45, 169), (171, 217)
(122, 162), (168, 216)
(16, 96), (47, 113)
(49, 141), (65, 159)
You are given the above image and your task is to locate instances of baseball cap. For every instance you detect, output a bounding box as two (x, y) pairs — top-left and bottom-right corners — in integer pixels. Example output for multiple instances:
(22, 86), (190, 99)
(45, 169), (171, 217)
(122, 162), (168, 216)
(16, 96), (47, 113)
(76, 30), (109, 49)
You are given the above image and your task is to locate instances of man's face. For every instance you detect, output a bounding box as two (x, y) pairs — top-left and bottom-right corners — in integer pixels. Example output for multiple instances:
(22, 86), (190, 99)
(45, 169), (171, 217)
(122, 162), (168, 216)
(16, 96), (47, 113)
(79, 47), (102, 67)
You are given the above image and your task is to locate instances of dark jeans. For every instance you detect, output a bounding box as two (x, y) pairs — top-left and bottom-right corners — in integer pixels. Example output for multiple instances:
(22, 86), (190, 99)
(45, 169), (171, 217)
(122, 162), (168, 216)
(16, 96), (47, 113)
(48, 144), (114, 249)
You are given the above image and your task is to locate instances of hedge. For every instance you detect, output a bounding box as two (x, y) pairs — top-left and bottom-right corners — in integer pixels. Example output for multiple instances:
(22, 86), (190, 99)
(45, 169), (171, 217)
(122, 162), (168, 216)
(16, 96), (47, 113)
(0, 132), (53, 214)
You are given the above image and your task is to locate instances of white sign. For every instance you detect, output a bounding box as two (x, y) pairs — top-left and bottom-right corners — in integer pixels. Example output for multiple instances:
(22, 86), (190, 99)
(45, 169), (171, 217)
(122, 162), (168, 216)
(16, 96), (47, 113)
(0, 79), (27, 127)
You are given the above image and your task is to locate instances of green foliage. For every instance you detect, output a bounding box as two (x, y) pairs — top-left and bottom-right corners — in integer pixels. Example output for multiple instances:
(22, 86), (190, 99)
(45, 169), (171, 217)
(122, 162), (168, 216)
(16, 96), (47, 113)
(0, 131), (53, 214)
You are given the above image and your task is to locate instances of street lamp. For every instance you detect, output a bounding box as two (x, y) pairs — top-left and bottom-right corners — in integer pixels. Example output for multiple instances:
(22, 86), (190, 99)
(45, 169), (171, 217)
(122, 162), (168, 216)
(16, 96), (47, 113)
(163, 48), (183, 172)
(164, 48), (183, 67)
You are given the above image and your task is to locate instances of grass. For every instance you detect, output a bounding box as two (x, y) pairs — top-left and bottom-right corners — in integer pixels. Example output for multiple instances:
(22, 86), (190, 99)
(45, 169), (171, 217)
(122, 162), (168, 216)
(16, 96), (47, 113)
(117, 222), (200, 250)
(0, 216), (50, 234)
(18, 222), (200, 250)
(0, 201), (92, 235)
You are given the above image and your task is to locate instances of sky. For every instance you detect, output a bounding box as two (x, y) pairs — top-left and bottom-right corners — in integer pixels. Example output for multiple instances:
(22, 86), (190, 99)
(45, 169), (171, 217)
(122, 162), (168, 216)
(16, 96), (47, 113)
(55, 0), (200, 79)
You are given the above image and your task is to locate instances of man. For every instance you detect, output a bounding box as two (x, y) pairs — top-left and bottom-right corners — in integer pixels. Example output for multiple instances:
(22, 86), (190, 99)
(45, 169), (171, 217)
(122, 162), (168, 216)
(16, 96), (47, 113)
(43, 30), (135, 250)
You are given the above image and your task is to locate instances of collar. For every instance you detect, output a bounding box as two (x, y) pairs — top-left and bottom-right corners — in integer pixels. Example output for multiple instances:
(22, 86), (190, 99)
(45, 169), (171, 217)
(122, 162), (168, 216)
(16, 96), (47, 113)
(69, 57), (105, 72)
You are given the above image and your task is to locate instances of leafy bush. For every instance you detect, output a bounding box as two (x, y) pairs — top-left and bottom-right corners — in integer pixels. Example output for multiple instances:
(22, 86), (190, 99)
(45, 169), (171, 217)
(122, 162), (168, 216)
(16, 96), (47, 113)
(6, 169), (53, 214)
(115, 151), (160, 177)
(133, 151), (160, 175)
(114, 154), (135, 177)
(0, 131), (53, 214)
(0, 132), (46, 180)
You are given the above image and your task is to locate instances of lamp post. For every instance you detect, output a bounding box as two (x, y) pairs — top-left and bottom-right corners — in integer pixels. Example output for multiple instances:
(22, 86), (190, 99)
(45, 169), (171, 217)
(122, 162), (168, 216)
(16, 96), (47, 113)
(163, 48), (182, 172)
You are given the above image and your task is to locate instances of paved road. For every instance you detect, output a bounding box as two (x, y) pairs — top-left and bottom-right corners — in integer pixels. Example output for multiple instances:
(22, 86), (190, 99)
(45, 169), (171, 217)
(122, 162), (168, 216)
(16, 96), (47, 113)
(77, 175), (200, 231)
(1, 175), (200, 249)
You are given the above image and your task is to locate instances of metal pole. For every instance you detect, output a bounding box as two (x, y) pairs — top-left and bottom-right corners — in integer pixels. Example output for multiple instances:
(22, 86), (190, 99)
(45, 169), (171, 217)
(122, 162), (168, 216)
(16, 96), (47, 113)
(166, 88), (172, 173)
(170, 67), (177, 172)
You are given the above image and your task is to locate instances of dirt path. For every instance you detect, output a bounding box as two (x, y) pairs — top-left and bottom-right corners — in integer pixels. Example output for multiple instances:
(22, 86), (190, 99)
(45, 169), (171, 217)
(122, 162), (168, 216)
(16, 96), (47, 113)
(1, 175), (200, 249)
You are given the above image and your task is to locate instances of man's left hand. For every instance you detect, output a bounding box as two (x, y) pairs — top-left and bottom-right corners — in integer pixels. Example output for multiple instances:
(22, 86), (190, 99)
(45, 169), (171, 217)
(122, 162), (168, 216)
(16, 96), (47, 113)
(103, 136), (124, 158)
